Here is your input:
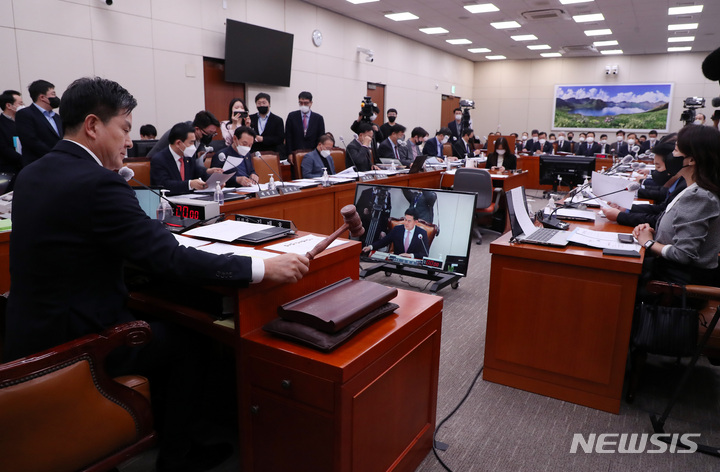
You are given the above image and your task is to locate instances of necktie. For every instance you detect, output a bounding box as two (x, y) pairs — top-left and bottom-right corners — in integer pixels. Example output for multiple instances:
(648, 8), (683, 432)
(394, 145), (399, 160)
(302, 113), (308, 136)
(178, 157), (185, 180)
(404, 230), (411, 252)
(466, 142), (470, 155)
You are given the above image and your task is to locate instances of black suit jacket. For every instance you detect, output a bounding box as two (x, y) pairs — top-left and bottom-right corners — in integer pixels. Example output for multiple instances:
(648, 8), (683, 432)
(377, 139), (411, 166)
(423, 137), (443, 157)
(617, 178), (687, 228)
(447, 121), (462, 141)
(532, 141), (553, 154)
(4, 140), (253, 360)
(285, 110), (325, 154)
(597, 142), (612, 154)
(610, 141), (629, 157)
(556, 140), (572, 153)
(451, 139), (475, 159)
(485, 152), (517, 170)
(150, 146), (210, 195)
(345, 138), (377, 171)
(212, 146), (257, 186)
(372, 224), (429, 259)
(16, 104), (62, 167)
(576, 142), (601, 156)
(0, 114), (22, 173)
(250, 112), (285, 154)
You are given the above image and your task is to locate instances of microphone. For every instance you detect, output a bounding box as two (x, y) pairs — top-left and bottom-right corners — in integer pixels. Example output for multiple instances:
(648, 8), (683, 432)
(254, 151), (297, 193)
(542, 183), (641, 229)
(418, 233), (429, 258)
(605, 154), (633, 175)
(338, 136), (347, 149)
(340, 136), (363, 176)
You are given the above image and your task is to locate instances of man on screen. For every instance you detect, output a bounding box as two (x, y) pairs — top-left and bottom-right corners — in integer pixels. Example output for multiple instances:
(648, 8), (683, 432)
(362, 208), (429, 259)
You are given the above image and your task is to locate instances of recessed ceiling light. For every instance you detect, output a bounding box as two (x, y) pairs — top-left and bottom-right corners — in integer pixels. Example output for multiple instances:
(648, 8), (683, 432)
(593, 40), (619, 47)
(419, 27), (449, 35)
(668, 23), (699, 30)
(486, 55), (506, 60)
(541, 52), (563, 58)
(385, 12), (419, 21)
(573, 13), (605, 23)
(527, 44), (551, 50)
(668, 5), (703, 15)
(584, 29), (612, 36)
(511, 34), (538, 41)
(468, 47), (491, 53)
(491, 21), (521, 29)
(464, 3), (499, 14)
(668, 36), (695, 42)
(346, 0), (379, 4)
(559, 0), (594, 4)
(600, 49), (623, 55)
(447, 39), (472, 45)
(668, 46), (692, 52)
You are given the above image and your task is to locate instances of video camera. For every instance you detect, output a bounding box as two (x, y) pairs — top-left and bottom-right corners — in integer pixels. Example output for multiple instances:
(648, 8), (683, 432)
(680, 96), (705, 125)
(459, 99), (475, 136)
(359, 96), (376, 123)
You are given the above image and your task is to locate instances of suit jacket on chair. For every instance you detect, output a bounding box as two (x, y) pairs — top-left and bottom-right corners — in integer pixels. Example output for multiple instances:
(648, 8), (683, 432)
(250, 112), (285, 154)
(285, 110), (325, 154)
(16, 104), (63, 167)
(4, 140), (254, 360)
(150, 146), (211, 195)
(371, 224), (429, 259)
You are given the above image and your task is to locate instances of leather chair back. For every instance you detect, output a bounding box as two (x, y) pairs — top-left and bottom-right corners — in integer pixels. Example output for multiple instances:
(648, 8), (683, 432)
(291, 150), (310, 179)
(253, 152), (281, 184)
(330, 148), (346, 173)
(387, 218), (439, 253)
(122, 159), (151, 187)
(442, 143), (452, 158)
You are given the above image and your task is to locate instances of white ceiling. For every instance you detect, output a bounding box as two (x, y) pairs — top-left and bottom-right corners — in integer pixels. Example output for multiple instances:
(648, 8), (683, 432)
(299, 0), (718, 62)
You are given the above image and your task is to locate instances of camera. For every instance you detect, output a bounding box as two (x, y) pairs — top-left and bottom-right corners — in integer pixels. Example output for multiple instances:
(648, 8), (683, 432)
(359, 96), (376, 122)
(234, 110), (248, 119)
(680, 96), (705, 124)
(459, 99), (475, 108)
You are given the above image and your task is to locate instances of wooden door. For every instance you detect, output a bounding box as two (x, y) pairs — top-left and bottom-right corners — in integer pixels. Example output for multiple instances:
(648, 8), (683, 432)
(441, 95), (460, 130)
(203, 58), (245, 124)
(367, 83), (385, 127)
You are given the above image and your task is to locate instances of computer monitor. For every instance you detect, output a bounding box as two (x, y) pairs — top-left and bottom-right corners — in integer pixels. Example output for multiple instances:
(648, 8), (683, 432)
(127, 140), (158, 158)
(539, 155), (595, 189)
(353, 183), (477, 276)
(133, 188), (160, 219)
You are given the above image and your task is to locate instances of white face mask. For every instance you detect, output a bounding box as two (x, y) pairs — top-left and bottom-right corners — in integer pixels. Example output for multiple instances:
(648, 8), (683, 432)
(521, 135), (528, 140)
(237, 145), (251, 156)
(627, 138), (635, 145)
(299, 105), (310, 114)
(693, 120), (702, 125)
(320, 149), (331, 158)
(558, 137), (565, 142)
(586, 137), (594, 143)
(455, 114), (462, 121)
(600, 139), (607, 145)
(617, 136), (624, 142)
(532, 136), (538, 141)
(496, 149), (506, 155)
(441, 136), (449, 144)
(579, 137), (585, 142)
(549, 139), (555, 143)
(539, 139), (546, 145)
(14, 105), (25, 112)
(183, 144), (197, 158)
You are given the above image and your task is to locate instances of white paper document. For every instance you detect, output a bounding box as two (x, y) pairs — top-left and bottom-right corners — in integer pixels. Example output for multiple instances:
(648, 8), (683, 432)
(204, 172), (233, 189)
(509, 188), (538, 237)
(195, 242), (278, 259)
(567, 228), (642, 251)
(183, 220), (274, 242)
(336, 167), (359, 177)
(590, 171), (636, 209)
(265, 234), (348, 255)
(222, 155), (245, 173)
(173, 234), (212, 248)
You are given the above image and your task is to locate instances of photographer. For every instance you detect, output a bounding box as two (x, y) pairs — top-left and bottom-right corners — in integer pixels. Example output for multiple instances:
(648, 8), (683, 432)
(350, 99), (384, 143)
(220, 98), (251, 146)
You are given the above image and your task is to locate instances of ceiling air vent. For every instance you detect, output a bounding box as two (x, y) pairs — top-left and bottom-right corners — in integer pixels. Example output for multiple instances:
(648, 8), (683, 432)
(560, 45), (599, 55)
(521, 9), (569, 21)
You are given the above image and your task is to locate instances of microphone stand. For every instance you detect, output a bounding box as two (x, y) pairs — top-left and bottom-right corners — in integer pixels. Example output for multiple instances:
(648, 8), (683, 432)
(254, 151), (299, 194)
(339, 136), (361, 179)
(541, 185), (639, 229)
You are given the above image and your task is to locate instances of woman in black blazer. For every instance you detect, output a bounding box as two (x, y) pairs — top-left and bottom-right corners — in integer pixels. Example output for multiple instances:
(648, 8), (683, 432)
(485, 136), (517, 171)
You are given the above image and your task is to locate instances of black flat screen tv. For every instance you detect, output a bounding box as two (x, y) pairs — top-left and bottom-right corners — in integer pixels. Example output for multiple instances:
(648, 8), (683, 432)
(353, 184), (477, 276)
(539, 155), (595, 188)
(224, 19), (293, 87)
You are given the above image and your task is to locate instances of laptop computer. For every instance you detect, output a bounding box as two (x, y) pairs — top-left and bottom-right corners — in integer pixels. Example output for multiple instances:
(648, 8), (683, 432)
(408, 155), (428, 174)
(506, 186), (570, 247)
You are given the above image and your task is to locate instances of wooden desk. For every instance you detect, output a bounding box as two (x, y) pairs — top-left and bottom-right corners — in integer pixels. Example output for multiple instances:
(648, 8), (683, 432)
(440, 170), (529, 191)
(483, 218), (643, 413)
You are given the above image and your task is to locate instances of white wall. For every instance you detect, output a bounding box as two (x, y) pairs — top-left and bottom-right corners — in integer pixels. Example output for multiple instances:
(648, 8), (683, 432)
(471, 52), (717, 138)
(0, 0), (474, 140)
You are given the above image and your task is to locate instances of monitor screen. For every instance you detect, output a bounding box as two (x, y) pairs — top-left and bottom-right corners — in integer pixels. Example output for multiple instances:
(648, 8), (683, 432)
(224, 19), (293, 87)
(127, 140), (158, 158)
(539, 155), (595, 187)
(353, 184), (477, 276)
(133, 188), (161, 219)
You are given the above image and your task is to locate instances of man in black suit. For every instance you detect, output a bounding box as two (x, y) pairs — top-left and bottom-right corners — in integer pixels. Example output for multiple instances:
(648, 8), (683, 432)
(447, 107), (463, 141)
(597, 134), (611, 154)
(379, 108), (397, 141)
(556, 132), (571, 153)
(610, 129), (629, 157)
(285, 91), (325, 154)
(575, 131), (601, 156)
(532, 131), (553, 155)
(250, 92), (285, 155)
(424, 127), (452, 158)
(213, 126), (260, 186)
(402, 188), (437, 223)
(4, 76), (309, 471)
(377, 123), (412, 166)
(345, 122), (379, 171)
(150, 122), (222, 194)
(641, 130), (658, 153)
(0, 91), (24, 175)
(362, 208), (429, 259)
(452, 128), (481, 159)
(15, 79), (63, 167)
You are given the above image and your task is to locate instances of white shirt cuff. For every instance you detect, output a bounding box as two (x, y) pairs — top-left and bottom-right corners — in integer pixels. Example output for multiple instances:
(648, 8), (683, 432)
(251, 257), (265, 284)
(661, 244), (672, 259)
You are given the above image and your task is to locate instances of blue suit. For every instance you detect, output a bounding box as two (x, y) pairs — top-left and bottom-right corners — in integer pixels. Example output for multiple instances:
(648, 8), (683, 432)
(423, 137), (444, 157)
(150, 146), (210, 195)
(372, 224), (429, 259)
(301, 148), (335, 178)
(212, 146), (257, 186)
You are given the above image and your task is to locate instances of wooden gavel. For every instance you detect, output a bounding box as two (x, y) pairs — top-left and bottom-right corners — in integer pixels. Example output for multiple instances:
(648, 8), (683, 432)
(306, 205), (365, 260)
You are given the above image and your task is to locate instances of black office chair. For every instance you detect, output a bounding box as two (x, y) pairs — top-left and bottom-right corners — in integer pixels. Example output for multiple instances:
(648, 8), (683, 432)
(452, 168), (502, 244)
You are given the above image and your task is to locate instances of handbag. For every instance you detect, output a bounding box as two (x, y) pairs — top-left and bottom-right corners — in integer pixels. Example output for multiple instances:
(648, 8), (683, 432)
(633, 286), (699, 357)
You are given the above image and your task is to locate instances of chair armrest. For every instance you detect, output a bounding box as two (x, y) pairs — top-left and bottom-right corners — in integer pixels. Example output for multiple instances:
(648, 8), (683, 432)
(647, 281), (720, 301)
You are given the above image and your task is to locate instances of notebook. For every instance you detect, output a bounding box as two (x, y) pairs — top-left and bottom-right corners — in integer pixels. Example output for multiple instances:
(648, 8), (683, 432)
(506, 187), (571, 247)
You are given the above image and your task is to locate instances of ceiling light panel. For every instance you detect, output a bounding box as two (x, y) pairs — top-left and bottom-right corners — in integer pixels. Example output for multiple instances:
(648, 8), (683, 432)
(573, 13), (604, 23)
(491, 21), (521, 29)
(584, 29), (612, 36)
(541, 52), (563, 57)
(385, 12), (419, 21)
(346, 0), (379, 4)
(527, 44), (551, 50)
(593, 40), (618, 47)
(600, 49), (623, 55)
(420, 27), (449, 34)
(668, 5), (703, 15)
(667, 36), (695, 42)
(486, 55), (506, 60)
(511, 34), (538, 41)
(464, 3), (499, 14)
(668, 23), (698, 30)
(468, 48), (491, 53)
(447, 39), (472, 45)
(559, 0), (594, 4)
(668, 46), (692, 52)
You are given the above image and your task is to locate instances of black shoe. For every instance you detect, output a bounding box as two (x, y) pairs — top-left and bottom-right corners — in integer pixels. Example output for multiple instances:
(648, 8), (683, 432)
(156, 442), (234, 472)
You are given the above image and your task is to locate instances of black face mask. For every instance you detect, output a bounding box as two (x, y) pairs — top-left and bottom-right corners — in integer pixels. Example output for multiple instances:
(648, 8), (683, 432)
(48, 96), (61, 109)
(257, 106), (269, 115)
(200, 133), (213, 146)
(650, 169), (671, 186)
(388, 116), (396, 123)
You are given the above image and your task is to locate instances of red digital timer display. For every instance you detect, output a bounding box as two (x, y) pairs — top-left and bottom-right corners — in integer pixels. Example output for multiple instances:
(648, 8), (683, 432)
(422, 258), (443, 269)
(174, 205), (201, 220)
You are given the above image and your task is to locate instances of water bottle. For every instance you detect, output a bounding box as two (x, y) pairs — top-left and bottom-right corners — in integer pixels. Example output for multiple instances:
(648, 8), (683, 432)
(213, 181), (224, 205)
(390, 160), (396, 171)
(268, 174), (276, 191)
(321, 168), (330, 187)
(156, 189), (173, 221)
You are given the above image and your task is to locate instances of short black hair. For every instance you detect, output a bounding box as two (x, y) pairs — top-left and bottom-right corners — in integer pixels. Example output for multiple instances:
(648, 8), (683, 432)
(0, 93), (15, 112)
(28, 79), (55, 102)
(437, 127), (452, 136)
(616, 129), (625, 135)
(531, 129), (539, 135)
(317, 133), (334, 146)
(390, 124), (406, 134)
(411, 127), (428, 138)
(193, 110), (220, 129)
(461, 127), (474, 138)
(169, 122), (195, 145)
(404, 208), (418, 220)
(539, 131), (547, 137)
(453, 107), (461, 113)
(600, 134), (608, 139)
(139, 124), (157, 137)
(234, 125), (256, 139)
(387, 108), (397, 115)
(298, 91), (313, 101)
(649, 129), (658, 136)
(255, 92), (271, 104)
(357, 122), (373, 134)
(60, 77), (136, 134)
(2, 90), (20, 96)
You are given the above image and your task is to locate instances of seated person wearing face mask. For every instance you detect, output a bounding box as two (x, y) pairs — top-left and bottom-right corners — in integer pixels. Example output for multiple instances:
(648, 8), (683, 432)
(516, 132), (529, 153)
(486, 137), (517, 171)
(556, 132), (571, 153)
(150, 122), (223, 195)
(147, 110), (219, 159)
(575, 131), (601, 156)
(301, 134), (336, 178)
(424, 127), (453, 159)
(451, 128), (481, 159)
(378, 124), (412, 166)
(532, 132), (553, 155)
(626, 132), (640, 157)
(406, 127), (428, 163)
(597, 134), (611, 154)
(610, 130), (629, 157)
(213, 126), (260, 187)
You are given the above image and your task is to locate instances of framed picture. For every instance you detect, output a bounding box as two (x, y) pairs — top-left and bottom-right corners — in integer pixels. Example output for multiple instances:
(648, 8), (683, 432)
(553, 83), (673, 132)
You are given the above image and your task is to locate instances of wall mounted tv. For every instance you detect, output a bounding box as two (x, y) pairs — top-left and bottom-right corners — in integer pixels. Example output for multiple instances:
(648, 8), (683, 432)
(224, 19), (293, 87)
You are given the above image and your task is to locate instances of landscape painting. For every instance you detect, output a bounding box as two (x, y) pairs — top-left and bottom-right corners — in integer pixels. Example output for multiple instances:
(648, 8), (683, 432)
(553, 83), (672, 131)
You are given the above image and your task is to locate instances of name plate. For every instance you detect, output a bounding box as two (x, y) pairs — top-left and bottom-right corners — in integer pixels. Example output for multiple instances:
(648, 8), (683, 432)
(373, 173), (389, 180)
(257, 188), (281, 198)
(279, 185), (301, 195)
(360, 174), (375, 182)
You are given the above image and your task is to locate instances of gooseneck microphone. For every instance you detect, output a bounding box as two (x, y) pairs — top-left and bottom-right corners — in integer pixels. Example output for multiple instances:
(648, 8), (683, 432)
(418, 233), (430, 258)
(542, 182), (641, 229)
(254, 151), (298, 193)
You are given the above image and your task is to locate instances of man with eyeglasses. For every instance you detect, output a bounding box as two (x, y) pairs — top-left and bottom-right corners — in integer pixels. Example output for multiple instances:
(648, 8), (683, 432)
(147, 110), (221, 160)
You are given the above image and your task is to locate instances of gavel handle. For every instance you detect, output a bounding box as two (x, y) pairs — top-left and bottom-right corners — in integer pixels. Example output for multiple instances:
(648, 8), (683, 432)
(306, 223), (349, 260)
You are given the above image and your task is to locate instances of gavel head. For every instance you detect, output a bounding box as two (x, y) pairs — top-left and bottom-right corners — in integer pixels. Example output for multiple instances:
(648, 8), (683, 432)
(341, 205), (365, 238)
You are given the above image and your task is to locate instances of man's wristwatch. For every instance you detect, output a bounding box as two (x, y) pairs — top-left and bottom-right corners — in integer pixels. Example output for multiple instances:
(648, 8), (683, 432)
(644, 239), (655, 250)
